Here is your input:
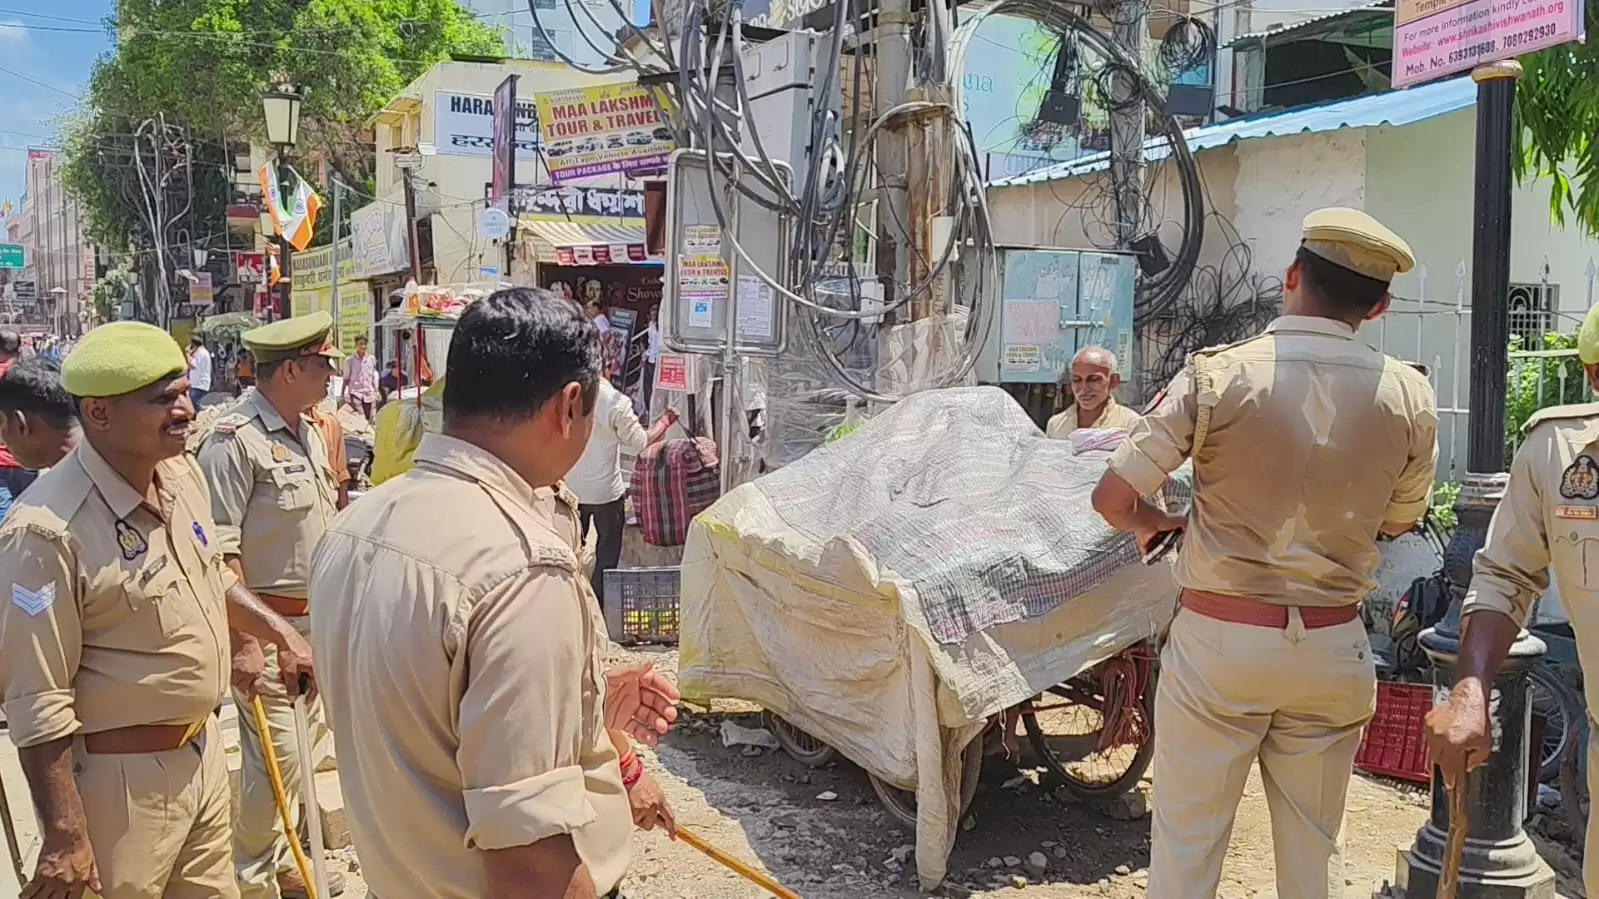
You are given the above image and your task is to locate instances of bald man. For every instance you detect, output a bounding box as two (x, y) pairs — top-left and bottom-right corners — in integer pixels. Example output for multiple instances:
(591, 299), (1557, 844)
(1045, 346), (1141, 438)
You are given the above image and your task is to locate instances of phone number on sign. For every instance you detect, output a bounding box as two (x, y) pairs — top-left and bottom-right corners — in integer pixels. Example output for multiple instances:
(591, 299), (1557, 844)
(1502, 21), (1560, 47)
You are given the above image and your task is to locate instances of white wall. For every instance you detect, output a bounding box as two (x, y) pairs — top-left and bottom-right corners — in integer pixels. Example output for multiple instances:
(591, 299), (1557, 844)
(1231, 129), (1367, 273)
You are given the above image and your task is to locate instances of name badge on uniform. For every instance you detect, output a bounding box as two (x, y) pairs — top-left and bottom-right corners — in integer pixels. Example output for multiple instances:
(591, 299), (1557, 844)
(1556, 505), (1598, 520)
(283, 464), (306, 475)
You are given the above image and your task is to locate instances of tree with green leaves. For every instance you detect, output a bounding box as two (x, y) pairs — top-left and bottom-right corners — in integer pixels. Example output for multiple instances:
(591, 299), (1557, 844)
(62, 0), (505, 307)
(1516, 6), (1599, 234)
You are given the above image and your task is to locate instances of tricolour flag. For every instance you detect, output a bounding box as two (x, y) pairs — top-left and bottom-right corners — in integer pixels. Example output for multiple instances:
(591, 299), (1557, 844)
(257, 166), (323, 252)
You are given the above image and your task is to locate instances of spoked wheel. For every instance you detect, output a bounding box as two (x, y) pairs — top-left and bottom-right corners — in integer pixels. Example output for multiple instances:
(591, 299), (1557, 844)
(762, 710), (839, 767)
(1528, 663), (1582, 784)
(869, 736), (984, 830)
(1023, 652), (1157, 800)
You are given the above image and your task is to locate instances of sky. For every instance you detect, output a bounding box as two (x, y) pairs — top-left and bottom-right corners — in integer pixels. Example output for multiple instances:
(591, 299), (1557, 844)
(0, 2), (114, 211)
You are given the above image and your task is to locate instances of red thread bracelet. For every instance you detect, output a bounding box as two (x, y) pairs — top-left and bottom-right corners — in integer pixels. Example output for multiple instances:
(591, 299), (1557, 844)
(622, 756), (645, 788)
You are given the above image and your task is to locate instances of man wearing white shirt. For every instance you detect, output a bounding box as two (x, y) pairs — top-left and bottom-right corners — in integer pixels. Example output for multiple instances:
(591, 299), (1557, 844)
(188, 333), (213, 406)
(642, 307), (662, 417)
(566, 380), (676, 607)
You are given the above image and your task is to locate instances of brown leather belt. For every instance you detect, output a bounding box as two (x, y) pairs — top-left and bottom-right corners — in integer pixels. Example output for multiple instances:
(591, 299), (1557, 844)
(260, 593), (309, 618)
(84, 720), (205, 755)
(1180, 589), (1359, 629)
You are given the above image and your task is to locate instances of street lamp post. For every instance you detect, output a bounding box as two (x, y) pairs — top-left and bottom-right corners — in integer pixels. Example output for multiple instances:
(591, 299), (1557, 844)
(261, 85), (302, 322)
(1391, 60), (1557, 899)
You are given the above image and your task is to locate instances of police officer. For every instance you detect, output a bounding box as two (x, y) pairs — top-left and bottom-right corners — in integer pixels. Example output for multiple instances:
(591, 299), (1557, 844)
(196, 312), (344, 899)
(308, 289), (678, 899)
(1091, 208), (1439, 898)
(0, 321), (315, 898)
(1427, 302), (1599, 896)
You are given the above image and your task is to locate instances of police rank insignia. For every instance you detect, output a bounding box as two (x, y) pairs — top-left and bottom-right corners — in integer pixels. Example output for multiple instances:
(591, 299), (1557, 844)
(271, 444), (291, 463)
(11, 583), (54, 617)
(115, 520), (148, 561)
(1561, 454), (1599, 499)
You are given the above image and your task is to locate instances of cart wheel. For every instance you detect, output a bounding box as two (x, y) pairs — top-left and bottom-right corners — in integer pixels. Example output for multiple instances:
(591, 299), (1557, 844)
(1528, 662), (1582, 784)
(762, 711), (838, 767)
(868, 736), (983, 830)
(1023, 668), (1157, 801)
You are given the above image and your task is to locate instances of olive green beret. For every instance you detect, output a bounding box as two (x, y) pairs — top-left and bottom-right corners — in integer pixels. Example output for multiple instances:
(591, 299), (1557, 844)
(242, 311), (344, 363)
(61, 322), (189, 398)
(1579, 304), (1599, 366)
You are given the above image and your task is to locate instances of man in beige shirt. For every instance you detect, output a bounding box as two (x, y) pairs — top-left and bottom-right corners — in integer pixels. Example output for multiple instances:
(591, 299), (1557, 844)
(196, 312), (344, 899)
(1092, 208), (1438, 898)
(0, 321), (316, 899)
(310, 288), (679, 899)
(1428, 303), (1599, 897)
(1045, 345), (1141, 438)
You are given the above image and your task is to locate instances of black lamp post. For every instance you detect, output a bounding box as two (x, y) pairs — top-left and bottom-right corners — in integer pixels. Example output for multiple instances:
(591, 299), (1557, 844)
(1392, 59), (1557, 899)
(261, 84), (302, 322)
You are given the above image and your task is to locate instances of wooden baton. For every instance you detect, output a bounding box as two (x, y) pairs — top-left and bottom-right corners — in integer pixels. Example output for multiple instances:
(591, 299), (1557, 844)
(675, 826), (801, 899)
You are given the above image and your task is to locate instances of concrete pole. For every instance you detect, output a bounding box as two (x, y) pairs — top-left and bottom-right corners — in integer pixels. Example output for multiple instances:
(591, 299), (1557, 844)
(331, 177), (341, 335)
(1109, 0), (1147, 251)
(873, 0), (914, 332)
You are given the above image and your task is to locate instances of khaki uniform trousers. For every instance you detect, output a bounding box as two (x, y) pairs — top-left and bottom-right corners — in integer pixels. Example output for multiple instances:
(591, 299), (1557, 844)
(75, 716), (237, 899)
(1149, 607), (1377, 899)
(232, 616), (333, 899)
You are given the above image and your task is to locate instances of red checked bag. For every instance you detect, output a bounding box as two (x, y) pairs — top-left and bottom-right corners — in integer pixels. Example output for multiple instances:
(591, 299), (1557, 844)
(630, 436), (721, 546)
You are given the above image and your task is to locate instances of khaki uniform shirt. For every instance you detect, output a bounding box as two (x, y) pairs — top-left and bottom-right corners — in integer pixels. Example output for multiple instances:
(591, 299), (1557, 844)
(1108, 315), (1439, 606)
(1045, 398), (1142, 438)
(308, 434), (630, 899)
(0, 442), (233, 748)
(1464, 404), (1599, 671)
(196, 389), (339, 599)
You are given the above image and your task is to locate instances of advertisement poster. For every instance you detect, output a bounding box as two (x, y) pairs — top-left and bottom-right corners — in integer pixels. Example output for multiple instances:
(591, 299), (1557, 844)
(509, 185), (645, 221)
(533, 82), (674, 181)
(1393, 0), (1584, 86)
(490, 75), (519, 212)
(434, 90), (542, 158)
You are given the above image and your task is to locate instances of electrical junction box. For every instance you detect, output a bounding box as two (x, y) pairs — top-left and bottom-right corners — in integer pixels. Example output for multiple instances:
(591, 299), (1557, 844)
(735, 29), (842, 195)
(973, 246), (1137, 385)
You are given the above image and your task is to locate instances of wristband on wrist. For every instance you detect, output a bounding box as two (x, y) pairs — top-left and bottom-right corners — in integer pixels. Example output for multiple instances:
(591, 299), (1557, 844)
(622, 757), (645, 789)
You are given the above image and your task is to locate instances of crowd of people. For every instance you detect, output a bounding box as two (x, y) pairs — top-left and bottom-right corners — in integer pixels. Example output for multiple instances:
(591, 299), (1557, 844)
(3, 202), (1599, 899)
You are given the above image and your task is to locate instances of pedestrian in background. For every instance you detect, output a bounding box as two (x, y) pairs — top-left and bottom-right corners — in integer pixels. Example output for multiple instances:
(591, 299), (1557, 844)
(0, 327), (33, 519)
(310, 287), (678, 899)
(188, 333), (213, 408)
(342, 335), (379, 421)
(0, 356), (79, 471)
(1092, 207), (1438, 899)
(568, 379), (676, 608)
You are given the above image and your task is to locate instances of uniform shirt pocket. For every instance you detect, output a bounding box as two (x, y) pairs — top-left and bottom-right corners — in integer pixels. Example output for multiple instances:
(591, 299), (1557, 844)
(1552, 521), (1599, 590)
(268, 465), (316, 512)
(121, 562), (183, 640)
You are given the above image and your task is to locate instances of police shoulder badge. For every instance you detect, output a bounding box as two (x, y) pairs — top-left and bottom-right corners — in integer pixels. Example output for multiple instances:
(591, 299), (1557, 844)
(1559, 454), (1599, 500)
(271, 443), (291, 463)
(115, 519), (148, 561)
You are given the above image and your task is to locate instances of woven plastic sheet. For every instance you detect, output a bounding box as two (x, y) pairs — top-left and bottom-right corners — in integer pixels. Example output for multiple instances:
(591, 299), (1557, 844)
(679, 385), (1185, 888)
(748, 385), (1190, 644)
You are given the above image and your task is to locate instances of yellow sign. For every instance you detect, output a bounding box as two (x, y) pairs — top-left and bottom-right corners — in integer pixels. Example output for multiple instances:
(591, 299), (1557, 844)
(533, 81), (673, 182)
(291, 239), (372, 354)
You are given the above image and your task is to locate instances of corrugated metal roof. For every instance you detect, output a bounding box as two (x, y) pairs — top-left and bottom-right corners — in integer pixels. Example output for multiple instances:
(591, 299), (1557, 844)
(987, 76), (1475, 188)
(1226, 1), (1391, 47)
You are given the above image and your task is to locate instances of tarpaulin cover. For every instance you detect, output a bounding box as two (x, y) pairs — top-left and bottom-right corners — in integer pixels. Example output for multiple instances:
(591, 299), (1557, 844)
(679, 386), (1186, 888)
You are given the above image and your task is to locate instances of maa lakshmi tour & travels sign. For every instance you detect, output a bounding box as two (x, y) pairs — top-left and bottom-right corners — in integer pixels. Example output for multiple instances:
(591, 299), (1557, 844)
(1393, 0), (1585, 86)
(533, 81), (674, 182)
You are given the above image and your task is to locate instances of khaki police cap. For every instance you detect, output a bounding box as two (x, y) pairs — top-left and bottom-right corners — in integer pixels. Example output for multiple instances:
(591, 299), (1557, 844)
(61, 321), (189, 398)
(1300, 207), (1415, 283)
(242, 311), (345, 363)
(1579, 304), (1599, 365)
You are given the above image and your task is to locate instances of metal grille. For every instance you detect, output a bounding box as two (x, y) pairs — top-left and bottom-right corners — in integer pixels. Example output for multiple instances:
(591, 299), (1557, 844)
(1508, 282), (1558, 343)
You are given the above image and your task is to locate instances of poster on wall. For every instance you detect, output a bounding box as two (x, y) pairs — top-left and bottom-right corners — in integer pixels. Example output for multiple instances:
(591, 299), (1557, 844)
(533, 81), (674, 181)
(656, 353), (690, 391)
(490, 75), (519, 214)
(434, 90), (542, 158)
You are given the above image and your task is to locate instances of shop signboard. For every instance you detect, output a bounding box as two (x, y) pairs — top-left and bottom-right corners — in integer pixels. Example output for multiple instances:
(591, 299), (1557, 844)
(434, 90), (542, 158)
(12, 279), (35, 305)
(236, 252), (266, 284)
(490, 75), (519, 214)
(0, 244), (23, 269)
(1393, 0), (1584, 86)
(533, 82), (674, 182)
(349, 202), (410, 277)
(509, 184), (646, 222)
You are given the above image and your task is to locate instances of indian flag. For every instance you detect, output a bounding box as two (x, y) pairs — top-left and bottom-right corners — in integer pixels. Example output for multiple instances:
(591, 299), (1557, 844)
(257, 166), (323, 251)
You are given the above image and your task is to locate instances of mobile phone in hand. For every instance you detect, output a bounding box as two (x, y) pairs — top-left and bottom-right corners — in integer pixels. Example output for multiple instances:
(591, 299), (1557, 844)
(1142, 529), (1182, 565)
